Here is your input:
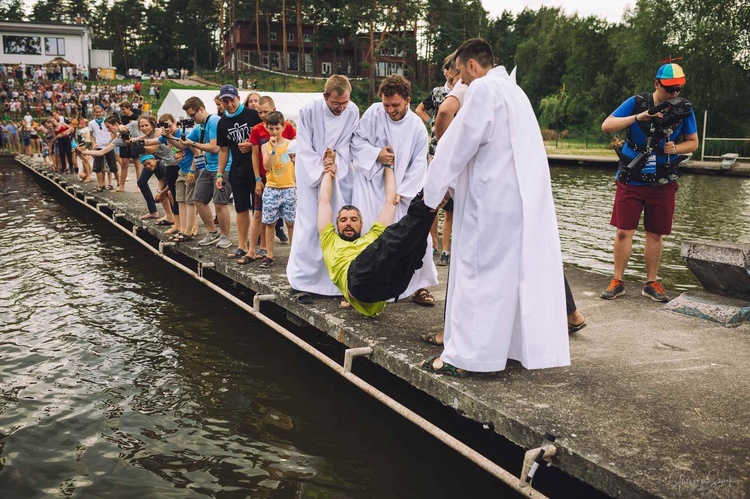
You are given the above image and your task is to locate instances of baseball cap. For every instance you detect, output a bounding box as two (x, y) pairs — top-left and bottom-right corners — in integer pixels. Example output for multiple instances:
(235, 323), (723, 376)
(655, 63), (686, 86)
(219, 84), (239, 100)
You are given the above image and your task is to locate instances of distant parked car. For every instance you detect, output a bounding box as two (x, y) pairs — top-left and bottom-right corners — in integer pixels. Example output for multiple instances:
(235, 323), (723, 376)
(115, 74), (125, 80)
(166, 68), (179, 79)
(141, 74), (151, 81)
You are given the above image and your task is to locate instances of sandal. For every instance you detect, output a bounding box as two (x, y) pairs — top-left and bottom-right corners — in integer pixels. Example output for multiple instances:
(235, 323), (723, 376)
(568, 321), (587, 334)
(291, 289), (313, 305)
(227, 247), (247, 259)
(419, 331), (444, 346)
(411, 288), (436, 307)
(164, 226), (180, 235)
(421, 356), (465, 377)
(259, 257), (274, 268)
(236, 254), (257, 265)
(93, 185), (105, 192)
(105, 185), (114, 190)
(171, 233), (191, 242)
(155, 219), (174, 226)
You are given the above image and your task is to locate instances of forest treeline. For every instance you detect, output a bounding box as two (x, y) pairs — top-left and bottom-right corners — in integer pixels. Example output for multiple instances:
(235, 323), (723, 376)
(2, 0), (748, 136)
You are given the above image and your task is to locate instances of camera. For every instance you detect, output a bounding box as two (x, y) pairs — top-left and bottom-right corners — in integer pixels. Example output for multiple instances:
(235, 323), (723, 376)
(120, 130), (130, 141)
(130, 138), (146, 157)
(158, 121), (170, 130)
(618, 97), (693, 185)
(178, 117), (195, 135)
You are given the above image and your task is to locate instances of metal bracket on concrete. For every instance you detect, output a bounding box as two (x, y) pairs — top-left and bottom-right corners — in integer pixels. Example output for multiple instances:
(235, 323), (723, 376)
(112, 213), (126, 221)
(84, 196), (94, 203)
(96, 203), (109, 211)
(158, 241), (175, 254)
(198, 261), (214, 278)
(343, 347), (373, 373)
(253, 294), (277, 311)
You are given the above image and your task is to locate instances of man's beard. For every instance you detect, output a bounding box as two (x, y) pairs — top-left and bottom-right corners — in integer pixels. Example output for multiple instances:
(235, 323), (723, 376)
(339, 229), (361, 242)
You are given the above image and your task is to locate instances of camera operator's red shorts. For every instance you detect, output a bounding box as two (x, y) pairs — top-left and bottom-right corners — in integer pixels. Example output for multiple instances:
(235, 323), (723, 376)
(610, 180), (678, 235)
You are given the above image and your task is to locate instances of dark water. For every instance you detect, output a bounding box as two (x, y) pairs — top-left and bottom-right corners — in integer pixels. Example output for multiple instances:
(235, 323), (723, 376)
(551, 165), (750, 291)
(0, 165), (512, 497)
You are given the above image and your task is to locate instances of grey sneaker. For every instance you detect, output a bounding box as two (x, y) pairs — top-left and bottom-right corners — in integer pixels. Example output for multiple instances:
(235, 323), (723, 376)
(436, 251), (450, 266)
(215, 235), (232, 249)
(642, 281), (669, 302)
(198, 231), (220, 246)
(600, 278), (625, 300)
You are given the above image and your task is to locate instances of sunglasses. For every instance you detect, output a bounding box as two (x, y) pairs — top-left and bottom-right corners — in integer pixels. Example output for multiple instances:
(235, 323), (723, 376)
(661, 83), (684, 93)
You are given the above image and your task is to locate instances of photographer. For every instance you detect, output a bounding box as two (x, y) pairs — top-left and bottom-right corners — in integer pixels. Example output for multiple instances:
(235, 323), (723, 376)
(117, 101), (141, 192)
(600, 62), (698, 303)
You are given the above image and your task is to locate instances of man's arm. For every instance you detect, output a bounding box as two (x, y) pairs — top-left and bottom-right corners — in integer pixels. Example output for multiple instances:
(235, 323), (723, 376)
(375, 166), (397, 227)
(318, 171), (335, 234)
(601, 111), (654, 133)
(414, 102), (430, 125)
(217, 146), (229, 189)
(435, 96), (460, 140)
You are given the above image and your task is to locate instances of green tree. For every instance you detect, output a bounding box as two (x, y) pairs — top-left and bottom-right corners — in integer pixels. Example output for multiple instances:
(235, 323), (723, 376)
(0, 0), (25, 21)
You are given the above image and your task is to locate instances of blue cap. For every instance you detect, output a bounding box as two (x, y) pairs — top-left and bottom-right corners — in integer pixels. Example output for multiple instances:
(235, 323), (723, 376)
(219, 84), (239, 100)
(139, 154), (155, 163)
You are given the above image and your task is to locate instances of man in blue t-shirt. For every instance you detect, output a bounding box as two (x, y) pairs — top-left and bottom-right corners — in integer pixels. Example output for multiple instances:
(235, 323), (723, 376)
(600, 62), (699, 303)
(169, 96), (232, 248)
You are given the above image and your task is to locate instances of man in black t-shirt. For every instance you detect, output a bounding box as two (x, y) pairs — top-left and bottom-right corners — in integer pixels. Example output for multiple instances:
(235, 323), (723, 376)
(118, 100), (142, 191)
(215, 84), (262, 259)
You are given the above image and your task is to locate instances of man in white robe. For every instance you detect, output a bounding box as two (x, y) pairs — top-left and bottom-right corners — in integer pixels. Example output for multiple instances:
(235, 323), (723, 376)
(350, 75), (438, 304)
(422, 38), (570, 374)
(286, 75), (360, 301)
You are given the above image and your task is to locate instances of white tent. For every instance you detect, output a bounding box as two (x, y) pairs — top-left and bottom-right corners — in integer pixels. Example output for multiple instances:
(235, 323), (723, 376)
(156, 89), (322, 123)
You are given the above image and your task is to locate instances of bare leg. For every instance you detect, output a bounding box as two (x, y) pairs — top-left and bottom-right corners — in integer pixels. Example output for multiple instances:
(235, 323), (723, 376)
(430, 216), (439, 252)
(286, 221), (294, 245)
(644, 231), (663, 282)
(195, 201), (216, 232)
(119, 157), (130, 191)
(264, 223), (275, 259)
(613, 229), (635, 280)
(216, 203), (231, 237)
(235, 209), (250, 250)
(249, 210), (264, 253)
(442, 211), (453, 253)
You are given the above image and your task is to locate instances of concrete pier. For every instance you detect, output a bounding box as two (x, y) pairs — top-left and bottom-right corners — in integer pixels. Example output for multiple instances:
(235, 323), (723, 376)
(547, 153), (750, 177)
(12, 156), (750, 498)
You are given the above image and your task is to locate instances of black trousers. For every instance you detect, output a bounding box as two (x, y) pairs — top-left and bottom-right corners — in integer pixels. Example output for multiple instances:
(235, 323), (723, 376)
(347, 194), (437, 304)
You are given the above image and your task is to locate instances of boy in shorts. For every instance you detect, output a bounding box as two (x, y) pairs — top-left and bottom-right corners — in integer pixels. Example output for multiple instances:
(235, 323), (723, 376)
(258, 111), (296, 268)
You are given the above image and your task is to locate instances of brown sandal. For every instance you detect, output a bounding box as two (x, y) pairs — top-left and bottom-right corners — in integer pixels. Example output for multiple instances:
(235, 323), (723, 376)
(411, 288), (436, 307)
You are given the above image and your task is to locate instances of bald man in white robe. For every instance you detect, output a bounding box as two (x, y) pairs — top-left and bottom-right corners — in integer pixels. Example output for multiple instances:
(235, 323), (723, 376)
(350, 75), (438, 304)
(422, 39), (570, 375)
(286, 76), (359, 300)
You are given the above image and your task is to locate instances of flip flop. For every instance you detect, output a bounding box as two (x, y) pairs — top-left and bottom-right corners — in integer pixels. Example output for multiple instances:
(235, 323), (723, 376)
(259, 257), (274, 268)
(227, 247), (247, 259)
(420, 356), (465, 377)
(568, 321), (587, 334)
(156, 219), (174, 226)
(419, 332), (444, 346)
(291, 289), (313, 305)
(236, 254), (257, 265)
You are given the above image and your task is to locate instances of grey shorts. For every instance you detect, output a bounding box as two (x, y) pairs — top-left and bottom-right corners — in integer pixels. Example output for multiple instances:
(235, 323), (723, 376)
(92, 149), (117, 174)
(175, 171), (196, 205)
(193, 169), (232, 205)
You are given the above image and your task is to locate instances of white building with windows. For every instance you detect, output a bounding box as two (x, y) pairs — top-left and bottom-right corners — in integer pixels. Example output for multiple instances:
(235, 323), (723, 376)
(0, 21), (91, 69)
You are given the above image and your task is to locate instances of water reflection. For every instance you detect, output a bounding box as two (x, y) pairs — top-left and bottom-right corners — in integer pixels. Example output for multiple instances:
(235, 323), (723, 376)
(0, 165), (511, 497)
(551, 165), (750, 290)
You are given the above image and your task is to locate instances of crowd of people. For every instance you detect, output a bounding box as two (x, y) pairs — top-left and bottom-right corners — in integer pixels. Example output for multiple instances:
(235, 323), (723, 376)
(8, 37), (698, 378)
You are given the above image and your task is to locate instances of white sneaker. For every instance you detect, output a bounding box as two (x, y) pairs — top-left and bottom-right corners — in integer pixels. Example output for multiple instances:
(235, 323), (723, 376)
(215, 235), (232, 249)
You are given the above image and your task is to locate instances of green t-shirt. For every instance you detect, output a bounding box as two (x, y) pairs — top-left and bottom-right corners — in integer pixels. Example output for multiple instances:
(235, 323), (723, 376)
(320, 222), (387, 317)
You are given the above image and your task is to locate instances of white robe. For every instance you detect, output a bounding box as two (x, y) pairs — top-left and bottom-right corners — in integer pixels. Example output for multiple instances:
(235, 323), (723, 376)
(350, 104), (438, 298)
(423, 66), (570, 372)
(286, 99), (360, 295)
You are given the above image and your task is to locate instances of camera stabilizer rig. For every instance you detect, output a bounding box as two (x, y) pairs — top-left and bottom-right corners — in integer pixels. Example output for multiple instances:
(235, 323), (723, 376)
(616, 96), (693, 185)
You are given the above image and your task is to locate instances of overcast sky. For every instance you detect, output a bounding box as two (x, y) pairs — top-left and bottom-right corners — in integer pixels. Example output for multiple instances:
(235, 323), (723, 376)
(481, 0), (633, 23)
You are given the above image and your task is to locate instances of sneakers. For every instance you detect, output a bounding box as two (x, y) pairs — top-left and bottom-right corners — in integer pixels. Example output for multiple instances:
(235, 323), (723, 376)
(600, 277), (625, 300)
(197, 231), (221, 246)
(642, 281), (669, 302)
(436, 251), (450, 266)
(216, 235), (232, 249)
(276, 225), (289, 243)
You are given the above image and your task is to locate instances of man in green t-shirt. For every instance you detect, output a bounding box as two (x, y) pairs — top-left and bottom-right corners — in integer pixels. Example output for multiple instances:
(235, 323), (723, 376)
(318, 159), (399, 316)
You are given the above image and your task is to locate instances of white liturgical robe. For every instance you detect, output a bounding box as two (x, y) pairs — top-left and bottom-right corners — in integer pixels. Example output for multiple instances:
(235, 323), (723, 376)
(350, 103), (438, 298)
(424, 66), (570, 372)
(286, 99), (359, 296)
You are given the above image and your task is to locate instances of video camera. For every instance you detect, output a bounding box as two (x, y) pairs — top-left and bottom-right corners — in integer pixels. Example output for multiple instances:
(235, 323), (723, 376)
(617, 96), (693, 184)
(178, 118), (195, 135)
